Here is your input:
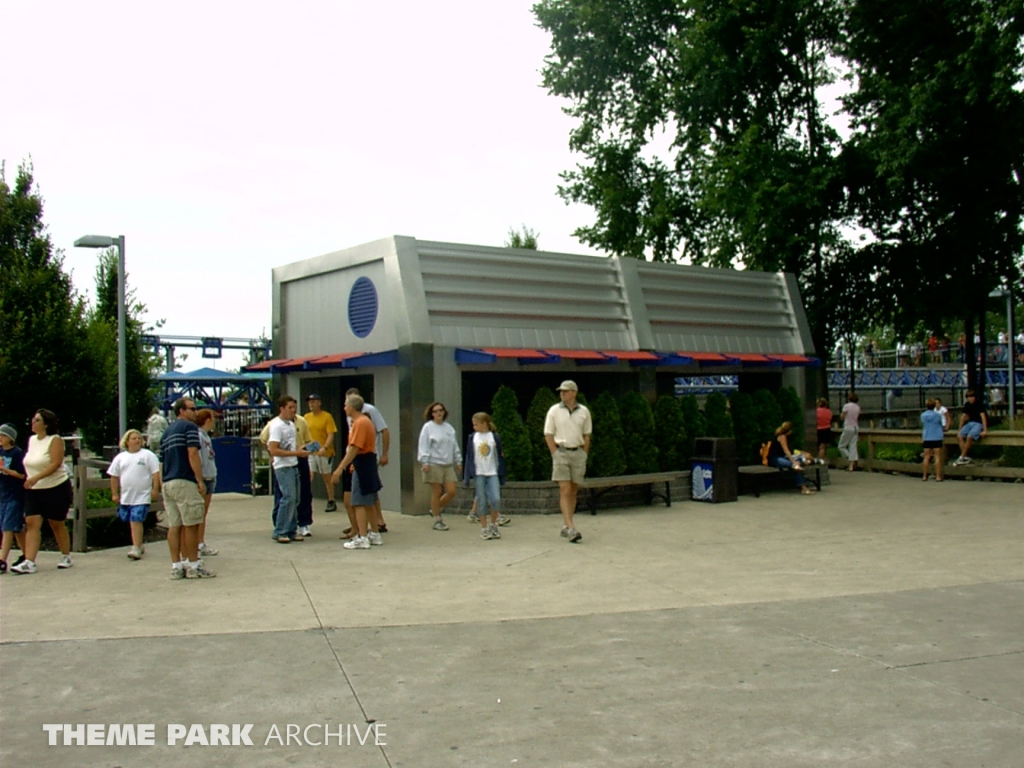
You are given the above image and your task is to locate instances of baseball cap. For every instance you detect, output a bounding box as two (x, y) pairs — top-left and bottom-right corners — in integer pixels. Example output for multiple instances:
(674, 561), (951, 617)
(556, 380), (578, 392)
(306, 393), (322, 401)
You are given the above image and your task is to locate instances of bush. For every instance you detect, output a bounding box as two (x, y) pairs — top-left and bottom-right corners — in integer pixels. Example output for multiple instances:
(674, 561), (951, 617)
(752, 389), (784, 445)
(775, 386), (804, 450)
(588, 391), (627, 477)
(490, 386), (533, 481)
(679, 395), (706, 463)
(619, 391), (659, 474)
(729, 391), (760, 464)
(526, 387), (559, 481)
(703, 392), (734, 438)
(654, 395), (688, 471)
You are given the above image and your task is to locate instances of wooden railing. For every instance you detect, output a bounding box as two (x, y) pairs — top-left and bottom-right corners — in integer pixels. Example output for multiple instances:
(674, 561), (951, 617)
(848, 428), (1024, 480)
(71, 458), (164, 553)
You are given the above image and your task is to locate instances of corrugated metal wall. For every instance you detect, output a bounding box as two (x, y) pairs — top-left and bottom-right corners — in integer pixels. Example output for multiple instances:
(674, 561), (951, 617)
(416, 241), (636, 350)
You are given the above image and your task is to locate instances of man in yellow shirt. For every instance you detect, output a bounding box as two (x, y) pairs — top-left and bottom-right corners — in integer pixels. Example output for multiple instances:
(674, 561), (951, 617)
(304, 394), (339, 513)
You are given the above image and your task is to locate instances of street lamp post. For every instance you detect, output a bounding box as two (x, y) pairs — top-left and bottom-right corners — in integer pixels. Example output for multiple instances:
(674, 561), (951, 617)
(75, 235), (127, 441)
(988, 287), (1016, 429)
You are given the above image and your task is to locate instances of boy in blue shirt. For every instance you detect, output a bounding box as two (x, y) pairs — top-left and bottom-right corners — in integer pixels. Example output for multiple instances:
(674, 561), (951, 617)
(0, 424), (27, 573)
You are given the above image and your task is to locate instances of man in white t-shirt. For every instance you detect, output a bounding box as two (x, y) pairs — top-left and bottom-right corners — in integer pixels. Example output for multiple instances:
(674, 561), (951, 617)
(267, 395), (310, 543)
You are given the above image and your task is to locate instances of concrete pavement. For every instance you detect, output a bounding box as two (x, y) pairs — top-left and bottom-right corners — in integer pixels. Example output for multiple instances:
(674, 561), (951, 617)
(1, 471), (1021, 766)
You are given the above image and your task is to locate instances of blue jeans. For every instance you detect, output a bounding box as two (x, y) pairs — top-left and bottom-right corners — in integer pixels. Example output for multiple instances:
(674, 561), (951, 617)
(473, 475), (501, 514)
(272, 465), (300, 539)
(773, 457), (805, 487)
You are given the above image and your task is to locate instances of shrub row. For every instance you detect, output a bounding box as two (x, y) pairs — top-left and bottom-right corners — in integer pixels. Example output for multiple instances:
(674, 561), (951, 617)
(489, 386), (804, 480)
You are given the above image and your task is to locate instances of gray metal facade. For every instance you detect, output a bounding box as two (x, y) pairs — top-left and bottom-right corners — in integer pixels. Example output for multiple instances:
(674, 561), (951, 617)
(270, 236), (816, 514)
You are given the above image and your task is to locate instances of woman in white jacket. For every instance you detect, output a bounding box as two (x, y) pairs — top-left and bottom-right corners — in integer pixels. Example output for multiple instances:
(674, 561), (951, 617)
(418, 402), (462, 531)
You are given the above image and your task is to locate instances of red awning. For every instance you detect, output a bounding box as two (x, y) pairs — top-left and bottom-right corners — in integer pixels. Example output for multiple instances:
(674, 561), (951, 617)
(767, 354), (819, 367)
(480, 348), (557, 360)
(682, 352), (740, 364)
(605, 350), (661, 361)
(541, 349), (611, 361)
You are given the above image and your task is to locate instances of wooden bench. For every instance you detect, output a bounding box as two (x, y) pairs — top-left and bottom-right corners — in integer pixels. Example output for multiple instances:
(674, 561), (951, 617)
(844, 428), (1024, 480)
(739, 464), (823, 497)
(576, 471), (690, 515)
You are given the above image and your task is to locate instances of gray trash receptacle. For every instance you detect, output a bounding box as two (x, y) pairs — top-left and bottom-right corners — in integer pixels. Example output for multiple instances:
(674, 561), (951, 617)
(690, 437), (738, 503)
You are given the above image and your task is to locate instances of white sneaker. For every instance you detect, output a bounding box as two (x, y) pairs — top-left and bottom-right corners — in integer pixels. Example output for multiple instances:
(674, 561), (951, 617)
(343, 535), (370, 550)
(11, 559), (37, 574)
(299, 526), (312, 537)
(198, 542), (218, 556)
(127, 546), (143, 560)
(367, 531), (383, 546)
(58, 554), (73, 569)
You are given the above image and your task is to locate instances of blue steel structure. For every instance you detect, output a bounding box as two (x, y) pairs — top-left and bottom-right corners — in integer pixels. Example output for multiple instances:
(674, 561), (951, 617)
(156, 367), (272, 410)
(827, 367), (1024, 390)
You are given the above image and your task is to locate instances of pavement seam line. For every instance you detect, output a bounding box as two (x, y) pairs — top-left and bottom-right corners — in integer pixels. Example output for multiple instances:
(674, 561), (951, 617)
(891, 648), (1024, 669)
(290, 561), (395, 768)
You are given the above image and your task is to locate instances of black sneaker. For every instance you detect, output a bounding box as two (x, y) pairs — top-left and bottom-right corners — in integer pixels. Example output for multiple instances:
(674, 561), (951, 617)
(325, 500), (338, 513)
(13, 554), (25, 567)
(0, 560), (7, 574)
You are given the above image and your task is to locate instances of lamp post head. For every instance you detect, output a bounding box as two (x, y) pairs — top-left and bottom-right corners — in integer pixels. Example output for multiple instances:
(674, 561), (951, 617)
(988, 288), (1010, 299)
(75, 235), (117, 248)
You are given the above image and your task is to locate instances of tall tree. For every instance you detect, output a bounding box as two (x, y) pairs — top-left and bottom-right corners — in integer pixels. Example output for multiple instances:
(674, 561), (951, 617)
(841, 0), (1024, 389)
(535, 0), (856, 381)
(0, 163), (95, 434)
(78, 249), (162, 451)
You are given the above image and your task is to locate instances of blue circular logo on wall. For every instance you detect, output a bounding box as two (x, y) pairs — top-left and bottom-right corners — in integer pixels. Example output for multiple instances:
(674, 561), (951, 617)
(348, 277), (378, 338)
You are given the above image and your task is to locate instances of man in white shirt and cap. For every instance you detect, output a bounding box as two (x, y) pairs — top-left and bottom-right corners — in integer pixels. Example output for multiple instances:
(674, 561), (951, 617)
(543, 380), (592, 543)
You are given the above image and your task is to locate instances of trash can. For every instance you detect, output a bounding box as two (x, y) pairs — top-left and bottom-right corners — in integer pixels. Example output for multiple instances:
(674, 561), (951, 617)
(691, 437), (738, 503)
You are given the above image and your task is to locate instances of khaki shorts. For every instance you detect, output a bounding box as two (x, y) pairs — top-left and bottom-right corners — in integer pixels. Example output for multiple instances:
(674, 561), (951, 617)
(163, 479), (205, 527)
(551, 448), (587, 484)
(422, 464), (457, 485)
(309, 454), (333, 475)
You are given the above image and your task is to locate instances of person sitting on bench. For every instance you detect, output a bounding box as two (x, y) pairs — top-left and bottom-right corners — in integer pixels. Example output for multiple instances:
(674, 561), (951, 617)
(767, 422), (816, 495)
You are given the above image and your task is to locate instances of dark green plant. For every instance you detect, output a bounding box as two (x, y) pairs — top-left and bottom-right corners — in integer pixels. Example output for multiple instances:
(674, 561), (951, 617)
(526, 387), (559, 480)
(679, 395), (705, 463)
(587, 391), (626, 477)
(729, 392), (760, 464)
(775, 386), (804, 450)
(703, 392), (734, 438)
(618, 391), (659, 474)
(490, 385), (533, 481)
(752, 389), (784, 446)
(653, 395), (687, 471)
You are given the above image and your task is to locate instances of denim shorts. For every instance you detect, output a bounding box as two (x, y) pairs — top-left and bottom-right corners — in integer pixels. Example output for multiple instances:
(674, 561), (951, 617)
(0, 497), (25, 532)
(350, 470), (378, 507)
(117, 504), (149, 523)
(204, 477), (217, 495)
(959, 422), (984, 441)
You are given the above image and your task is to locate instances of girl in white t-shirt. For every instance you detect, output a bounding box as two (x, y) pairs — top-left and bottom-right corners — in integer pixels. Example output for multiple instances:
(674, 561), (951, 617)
(108, 430), (161, 560)
(463, 413), (506, 540)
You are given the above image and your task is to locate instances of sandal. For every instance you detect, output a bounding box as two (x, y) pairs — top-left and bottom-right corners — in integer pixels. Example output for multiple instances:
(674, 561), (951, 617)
(800, 486), (816, 494)
(377, 524), (388, 533)
(342, 527), (353, 535)
(276, 537), (291, 544)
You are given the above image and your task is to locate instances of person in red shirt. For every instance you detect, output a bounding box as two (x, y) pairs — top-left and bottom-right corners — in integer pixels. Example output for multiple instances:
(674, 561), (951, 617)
(815, 398), (833, 461)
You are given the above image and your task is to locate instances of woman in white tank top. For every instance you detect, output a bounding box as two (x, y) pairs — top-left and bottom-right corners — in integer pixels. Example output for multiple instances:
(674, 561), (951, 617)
(10, 409), (73, 574)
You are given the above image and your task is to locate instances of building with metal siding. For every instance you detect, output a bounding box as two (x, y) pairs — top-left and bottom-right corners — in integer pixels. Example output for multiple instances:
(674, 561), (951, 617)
(259, 236), (816, 515)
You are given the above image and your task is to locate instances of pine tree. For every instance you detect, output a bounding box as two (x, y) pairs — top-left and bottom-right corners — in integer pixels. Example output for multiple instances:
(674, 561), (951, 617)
(703, 392), (734, 438)
(679, 395), (706, 463)
(729, 392), (760, 464)
(775, 386), (804, 450)
(619, 391), (659, 474)
(653, 395), (687, 471)
(526, 387), (559, 480)
(490, 385), (533, 481)
(752, 389), (784, 446)
(587, 391), (626, 477)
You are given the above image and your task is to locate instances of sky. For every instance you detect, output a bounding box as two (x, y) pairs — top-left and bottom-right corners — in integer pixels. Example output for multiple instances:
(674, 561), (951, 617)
(2, 0), (603, 371)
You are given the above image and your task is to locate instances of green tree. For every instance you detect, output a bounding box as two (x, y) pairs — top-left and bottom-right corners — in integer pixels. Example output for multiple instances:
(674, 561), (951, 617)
(535, 0), (854, 391)
(775, 386), (804, 449)
(526, 386), (559, 480)
(490, 385), (533, 481)
(504, 225), (539, 250)
(752, 389), (784, 446)
(618, 391), (659, 473)
(0, 163), (95, 434)
(587, 391), (626, 477)
(653, 395), (688, 471)
(679, 395), (706, 463)
(702, 392), (734, 438)
(842, 0), (1024, 389)
(729, 391), (760, 464)
(78, 249), (162, 451)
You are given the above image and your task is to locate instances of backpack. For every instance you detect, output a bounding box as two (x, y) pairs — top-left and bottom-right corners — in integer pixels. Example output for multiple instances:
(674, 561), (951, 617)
(759, 441), (771, 466)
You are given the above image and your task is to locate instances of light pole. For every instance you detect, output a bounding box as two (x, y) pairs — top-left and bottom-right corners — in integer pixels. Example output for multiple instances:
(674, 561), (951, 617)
(988, 287), (1016, 429)
(75, 235), (127, 441)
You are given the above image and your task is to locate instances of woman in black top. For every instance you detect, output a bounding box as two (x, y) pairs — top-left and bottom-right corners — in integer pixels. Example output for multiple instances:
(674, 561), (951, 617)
(768, 422), (816, 494)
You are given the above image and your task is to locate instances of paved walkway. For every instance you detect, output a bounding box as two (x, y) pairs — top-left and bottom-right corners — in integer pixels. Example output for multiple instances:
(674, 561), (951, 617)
(1, 472), (1021, 766)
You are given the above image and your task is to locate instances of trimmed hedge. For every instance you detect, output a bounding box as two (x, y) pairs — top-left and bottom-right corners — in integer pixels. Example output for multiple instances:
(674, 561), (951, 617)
(490, 385), (533, 481)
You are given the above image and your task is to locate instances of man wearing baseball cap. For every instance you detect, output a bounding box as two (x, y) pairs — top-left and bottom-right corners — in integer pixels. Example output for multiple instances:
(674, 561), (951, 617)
(543, 380), (592, 543)
(304, 394), (339, 513)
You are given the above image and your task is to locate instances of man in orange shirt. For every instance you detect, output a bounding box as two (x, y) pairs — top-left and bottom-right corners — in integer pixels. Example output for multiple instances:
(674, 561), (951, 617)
(331, 394), (382, 550)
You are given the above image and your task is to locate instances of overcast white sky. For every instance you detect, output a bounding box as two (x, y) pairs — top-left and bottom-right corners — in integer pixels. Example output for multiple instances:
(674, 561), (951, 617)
(3, 0), (603, 370)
